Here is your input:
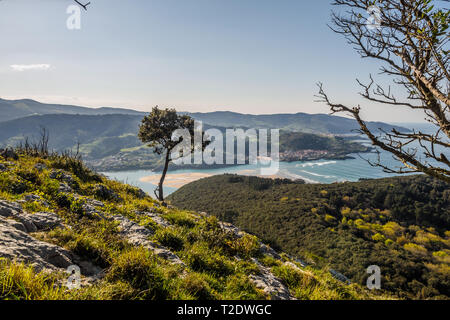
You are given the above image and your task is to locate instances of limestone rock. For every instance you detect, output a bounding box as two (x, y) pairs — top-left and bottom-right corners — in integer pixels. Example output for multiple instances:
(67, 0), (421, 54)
(142, 211), (171, 228)
(58, 183), (72, 193)
(259, 244), (282, 260)
(329, 269), (351, 284)
(0, 200), (63, 232)
(33, 163), (47, 172)
(219, 221), (245, 238)
(112, 215), (185, 266)
(0, 200), (22, 217)
(19, 211), (64, 232)
(113, 215), (154, 242)
(24, 194), (50, 207)
(82, 203), (107, 220)
(0, 216), (73, 271)
(249, 259), (295, 300)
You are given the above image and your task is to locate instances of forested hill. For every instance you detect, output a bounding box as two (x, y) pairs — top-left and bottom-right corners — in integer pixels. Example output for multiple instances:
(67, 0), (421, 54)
(168, 174), (450, 299)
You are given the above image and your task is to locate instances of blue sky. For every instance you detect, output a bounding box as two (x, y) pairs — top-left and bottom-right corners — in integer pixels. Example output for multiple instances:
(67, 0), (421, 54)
(0, 0), (427, 122)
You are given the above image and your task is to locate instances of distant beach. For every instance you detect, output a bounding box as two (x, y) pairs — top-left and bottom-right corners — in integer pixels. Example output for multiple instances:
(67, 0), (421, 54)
(140, 172), (213, 188)
(139, 169), (287, 189)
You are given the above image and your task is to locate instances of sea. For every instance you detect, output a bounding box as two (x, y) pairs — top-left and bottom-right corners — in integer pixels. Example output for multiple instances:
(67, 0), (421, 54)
(101, 139), (426, 197)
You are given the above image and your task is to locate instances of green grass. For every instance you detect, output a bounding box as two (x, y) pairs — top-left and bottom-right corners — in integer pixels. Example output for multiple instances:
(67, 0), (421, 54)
(0, 151), (391, 300)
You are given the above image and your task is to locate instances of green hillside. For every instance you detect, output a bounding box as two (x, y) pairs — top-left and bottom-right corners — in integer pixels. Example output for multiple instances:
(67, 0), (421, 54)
(0, 148), (389, 300)
(168, 174), (450, 299)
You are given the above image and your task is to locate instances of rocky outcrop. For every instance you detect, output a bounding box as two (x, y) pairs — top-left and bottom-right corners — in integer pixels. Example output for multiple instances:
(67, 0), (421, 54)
(0, 216), (73, 271)
(0, 200), (63, 233)
(23, 194), (50, 207)
(219, 221), (246, 238)
(82, 202), (107, 220)
(249, 258), (295, 300)
(33, 163), (47, 172)
(330, 269), (351, 284)
(50, 170), (79, 192)
(0, 200), (103, 279)
(58, 182), (73, 193)
(0, 192), (185, 268)
(0, 200), (22, 217)
(136, 210), (171, 228)
(259, 244), (282, 260)
(112, 215), (185, 266)
(50, 169), (75, 184)
(94, 184), (122, 202)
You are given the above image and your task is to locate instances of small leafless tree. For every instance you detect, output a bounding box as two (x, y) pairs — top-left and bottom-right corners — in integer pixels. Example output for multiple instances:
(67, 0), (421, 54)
(317, 0), (449, 182)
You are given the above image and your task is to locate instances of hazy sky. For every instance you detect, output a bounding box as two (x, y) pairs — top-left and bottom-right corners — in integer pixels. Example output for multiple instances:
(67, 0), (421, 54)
(0, 0), (428, 122)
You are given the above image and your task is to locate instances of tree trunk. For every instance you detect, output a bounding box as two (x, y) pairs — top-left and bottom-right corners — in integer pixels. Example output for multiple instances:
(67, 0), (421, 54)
(158, 150), (171, 202)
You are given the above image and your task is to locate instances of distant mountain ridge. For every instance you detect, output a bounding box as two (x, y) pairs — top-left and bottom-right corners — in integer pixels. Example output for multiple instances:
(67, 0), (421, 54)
(0, 98), (144, 122)
(182, 111), (409, 135)
(0, 98), (408, 135)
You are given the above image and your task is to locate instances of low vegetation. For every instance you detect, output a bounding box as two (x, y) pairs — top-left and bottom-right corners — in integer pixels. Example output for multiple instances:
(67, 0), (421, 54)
(169, 174), (450, 299)
(0, 147), (389, 300)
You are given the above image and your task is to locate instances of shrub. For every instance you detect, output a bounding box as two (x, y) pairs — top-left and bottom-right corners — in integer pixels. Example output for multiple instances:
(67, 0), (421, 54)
(272, 264), (317, 289)
(226, 234), (260, 258)
(70, 198), (85, 216)
(178, 273), (213, 300)
(372, 233), (386, 242)
(15, 168), (41, 185)
(163, 211), (196, 229)
(50, 154), (102, 183)
(93, 184), (121, 202)
(106, 248), (167, 299)
(259, 255), (280, 268)
(9, 178), (29, 194)
(433, 251), (448, 258)
(154, 229), (184, 252)
(223, 275), (265, 300)
(42, 228), (112, 268)
(185, 243), (233, 276)
(341, 207), (351, 216)
(0, 173), (29, 194)
(41, 179), (60, 197)
(0, 259), (64, 300)
(55, 193), (72, 209)
(404, 243), (428, 256)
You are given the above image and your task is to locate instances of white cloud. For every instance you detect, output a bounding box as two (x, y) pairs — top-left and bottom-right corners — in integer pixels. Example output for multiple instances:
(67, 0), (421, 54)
(10, 64), (51, 72)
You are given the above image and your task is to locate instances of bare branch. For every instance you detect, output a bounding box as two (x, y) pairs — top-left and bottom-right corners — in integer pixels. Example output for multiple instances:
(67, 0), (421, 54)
(73, 0), (91, 11)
